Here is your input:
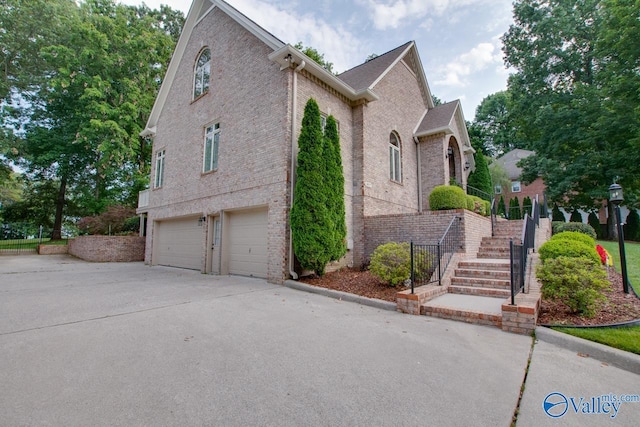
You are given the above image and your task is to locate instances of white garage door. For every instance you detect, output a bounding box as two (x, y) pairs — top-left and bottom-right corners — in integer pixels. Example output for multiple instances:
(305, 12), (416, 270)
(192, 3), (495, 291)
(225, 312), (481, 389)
(154, 217), (203, 270)
(228, 209), (268, 278)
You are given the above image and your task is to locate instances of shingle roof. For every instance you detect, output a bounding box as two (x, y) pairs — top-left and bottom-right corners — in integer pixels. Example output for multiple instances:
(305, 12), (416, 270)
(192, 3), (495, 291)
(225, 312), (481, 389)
(337, 41), (413, 92)
(494, 149), (535, 180)
(415, 100), (459, 135)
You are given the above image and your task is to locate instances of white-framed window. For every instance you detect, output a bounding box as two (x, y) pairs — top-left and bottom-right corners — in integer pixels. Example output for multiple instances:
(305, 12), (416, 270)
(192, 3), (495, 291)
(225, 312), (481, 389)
(154, 150), (165, 188)
(495, 184), (502, 194)
(511, 181), (522, 193)
(389, 132), (402, 182)
(193, 48), (211, 99)
(203, 123), (220, 173)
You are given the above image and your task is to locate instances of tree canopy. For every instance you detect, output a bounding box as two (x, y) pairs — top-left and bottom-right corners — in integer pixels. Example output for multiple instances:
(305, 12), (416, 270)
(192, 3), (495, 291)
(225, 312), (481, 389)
(1, 0), (184, 237)
(502, 0), (639, 210)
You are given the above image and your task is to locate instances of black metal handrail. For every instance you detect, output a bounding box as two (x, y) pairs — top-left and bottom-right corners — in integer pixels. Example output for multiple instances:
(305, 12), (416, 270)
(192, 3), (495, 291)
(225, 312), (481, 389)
(509, 197), (539, 304)
(410, 216), (463, 293)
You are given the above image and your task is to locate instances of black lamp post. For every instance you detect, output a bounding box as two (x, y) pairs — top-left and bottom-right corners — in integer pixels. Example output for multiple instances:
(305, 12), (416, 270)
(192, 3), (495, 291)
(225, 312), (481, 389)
(609, 183), (630, 294)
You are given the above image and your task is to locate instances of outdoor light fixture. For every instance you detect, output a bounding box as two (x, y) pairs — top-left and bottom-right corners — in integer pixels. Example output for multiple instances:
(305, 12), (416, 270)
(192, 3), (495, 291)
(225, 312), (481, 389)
(464, 161), (470, 170)
(198, 216), (206, 226)
(609, 183), (630, 294)
(446, 147), (454, 158)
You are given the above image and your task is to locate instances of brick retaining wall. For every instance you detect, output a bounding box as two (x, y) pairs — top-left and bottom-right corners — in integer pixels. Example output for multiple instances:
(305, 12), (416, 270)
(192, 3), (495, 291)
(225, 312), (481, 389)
(37, 244), (69, 255)
(69, 236), (145, 262)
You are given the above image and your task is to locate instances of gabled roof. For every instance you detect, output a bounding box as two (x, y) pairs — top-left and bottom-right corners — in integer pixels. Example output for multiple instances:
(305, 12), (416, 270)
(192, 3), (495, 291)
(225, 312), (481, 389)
(142, 0), (285, 136)
(494, 149), (535, 180)
(337, 41), (434, 109)
(415, 100), (475, 168)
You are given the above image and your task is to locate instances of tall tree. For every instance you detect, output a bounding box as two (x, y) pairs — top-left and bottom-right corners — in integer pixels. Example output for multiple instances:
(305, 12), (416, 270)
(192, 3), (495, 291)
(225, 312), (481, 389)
(467, 152), (492, 200)
(503, 0), (639, 210)
(294, 42), (334, 74)
(470, 91), (521, 157)
(290, 99), (332, 275)
(13, 0), (183, 237)
(324, 115), (346, 261)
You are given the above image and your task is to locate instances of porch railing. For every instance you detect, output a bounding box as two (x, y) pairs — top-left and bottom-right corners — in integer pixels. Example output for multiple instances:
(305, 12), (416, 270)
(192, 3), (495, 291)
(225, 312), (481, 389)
(410, 216), (463, 293)
(509, 196), (540, 304)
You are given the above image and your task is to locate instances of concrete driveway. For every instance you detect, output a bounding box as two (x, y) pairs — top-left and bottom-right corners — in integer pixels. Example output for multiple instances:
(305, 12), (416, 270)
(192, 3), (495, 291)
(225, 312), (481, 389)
(0, 255), (533, 426)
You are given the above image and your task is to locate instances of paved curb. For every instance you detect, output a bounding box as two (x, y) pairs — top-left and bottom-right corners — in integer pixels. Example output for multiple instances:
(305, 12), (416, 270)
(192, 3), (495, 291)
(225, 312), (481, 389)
(535, 326), (640, 375)
(283, 280), (398, 312)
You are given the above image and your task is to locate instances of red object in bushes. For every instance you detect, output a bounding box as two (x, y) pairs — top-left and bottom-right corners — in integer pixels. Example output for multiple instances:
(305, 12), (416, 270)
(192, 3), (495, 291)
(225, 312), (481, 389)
(595, 245), (607, 265)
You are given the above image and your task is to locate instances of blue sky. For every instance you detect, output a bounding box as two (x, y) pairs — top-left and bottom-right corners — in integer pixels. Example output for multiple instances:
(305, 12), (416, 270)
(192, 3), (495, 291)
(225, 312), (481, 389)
(122, 0), (515, 119)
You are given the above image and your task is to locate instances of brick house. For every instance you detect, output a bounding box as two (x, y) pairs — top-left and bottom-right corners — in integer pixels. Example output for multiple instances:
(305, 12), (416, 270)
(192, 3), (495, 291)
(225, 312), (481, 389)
(492, 149), (546, 213)
(137, 0), (474, 283)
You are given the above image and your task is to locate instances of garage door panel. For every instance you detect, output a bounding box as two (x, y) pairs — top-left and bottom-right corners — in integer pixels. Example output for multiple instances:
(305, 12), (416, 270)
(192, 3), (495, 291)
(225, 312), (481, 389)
(228, 209), (268, 278)
(154, 217), (202, 270)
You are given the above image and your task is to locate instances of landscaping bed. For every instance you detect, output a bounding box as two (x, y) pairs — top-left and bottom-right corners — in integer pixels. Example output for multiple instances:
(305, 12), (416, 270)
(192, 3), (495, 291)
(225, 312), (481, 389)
(299, 268), (408, 302)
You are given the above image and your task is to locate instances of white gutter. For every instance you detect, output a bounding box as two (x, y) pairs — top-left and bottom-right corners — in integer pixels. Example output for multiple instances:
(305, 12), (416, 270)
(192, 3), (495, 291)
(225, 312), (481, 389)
(288, 60), (305, 280)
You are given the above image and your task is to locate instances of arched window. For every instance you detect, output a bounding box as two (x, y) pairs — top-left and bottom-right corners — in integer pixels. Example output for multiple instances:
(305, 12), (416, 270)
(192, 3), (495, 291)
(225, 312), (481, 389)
(193, 48), (211, 99)
(389, 132), (401, 182)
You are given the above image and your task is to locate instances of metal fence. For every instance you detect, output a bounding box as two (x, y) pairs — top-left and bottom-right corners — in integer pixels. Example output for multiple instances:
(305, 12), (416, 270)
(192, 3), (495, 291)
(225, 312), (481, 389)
(410, 216), (462, 292)
(0, 224), (57, 254)
(509, 197), (540, 304)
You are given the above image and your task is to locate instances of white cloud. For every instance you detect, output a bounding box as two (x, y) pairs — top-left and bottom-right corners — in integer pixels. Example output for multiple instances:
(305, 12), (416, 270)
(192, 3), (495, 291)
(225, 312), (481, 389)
(365, 0), (490, 30)
(434, 41), (499, 87)
(230, 0), (366, 72)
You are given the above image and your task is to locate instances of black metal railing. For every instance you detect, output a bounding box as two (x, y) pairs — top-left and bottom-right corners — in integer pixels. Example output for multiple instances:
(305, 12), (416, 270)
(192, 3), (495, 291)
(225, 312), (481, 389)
(509, 197), (539, 304)
(0, 224), (58, 254)
(410, 216), (463, 293)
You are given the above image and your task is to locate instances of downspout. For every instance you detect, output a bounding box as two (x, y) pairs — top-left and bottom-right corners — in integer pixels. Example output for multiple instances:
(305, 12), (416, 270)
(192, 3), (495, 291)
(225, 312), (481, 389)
(414, 136), (423, 212)
(289, 60), (306, 280)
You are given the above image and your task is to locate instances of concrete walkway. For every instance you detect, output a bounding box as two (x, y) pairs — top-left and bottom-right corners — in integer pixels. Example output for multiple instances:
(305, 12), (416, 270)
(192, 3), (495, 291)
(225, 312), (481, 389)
(1, 255), (531, 426)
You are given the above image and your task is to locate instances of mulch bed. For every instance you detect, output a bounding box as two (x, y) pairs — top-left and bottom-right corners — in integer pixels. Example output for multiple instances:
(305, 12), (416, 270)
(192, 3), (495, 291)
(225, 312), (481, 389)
(300, 267), (640, 327)
(299, 268), (408, 302)
(537, 269), (640, 326)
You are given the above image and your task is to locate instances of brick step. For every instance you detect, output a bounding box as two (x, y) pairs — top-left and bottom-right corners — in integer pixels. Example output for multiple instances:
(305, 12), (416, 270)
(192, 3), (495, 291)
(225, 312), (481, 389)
(421, 305), (502, 328)
(448, 285), (511, 298)
(477, 252), (510, 260)
(492, 231), (522, 238)
(457, 260), (510, 271)
(454, 268), (510, 279)
(478, 246), (510, 254)
(450, 276), (510, 289)
(480, 237), (512, 247)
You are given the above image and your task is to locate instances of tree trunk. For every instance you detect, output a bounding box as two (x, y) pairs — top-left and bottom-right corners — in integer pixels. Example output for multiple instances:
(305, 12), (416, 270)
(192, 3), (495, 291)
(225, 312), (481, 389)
(51, 176), (66, 240)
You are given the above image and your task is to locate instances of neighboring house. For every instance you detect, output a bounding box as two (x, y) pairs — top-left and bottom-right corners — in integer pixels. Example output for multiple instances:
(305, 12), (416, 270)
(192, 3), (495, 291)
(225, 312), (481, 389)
(137, 0), (474, 283)
(492, 149), (545, 208)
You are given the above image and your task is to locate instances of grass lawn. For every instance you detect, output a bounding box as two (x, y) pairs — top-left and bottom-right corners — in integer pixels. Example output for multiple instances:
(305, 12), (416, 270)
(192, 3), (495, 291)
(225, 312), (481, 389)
(552, 326), (640, 355)
(551, 240), (640, 354)
(597, 239), (640, 294)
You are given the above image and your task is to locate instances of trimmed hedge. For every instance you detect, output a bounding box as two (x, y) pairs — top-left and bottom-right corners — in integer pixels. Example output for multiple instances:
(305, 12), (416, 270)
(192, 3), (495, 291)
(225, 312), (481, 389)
(550, 231), (595, 247)
(552, 221), (597, 239)
(429, 185), (467, 210)
(539, 238), (600, 264)
(537, 256), (608, 317)
(465, 195), (475, 211)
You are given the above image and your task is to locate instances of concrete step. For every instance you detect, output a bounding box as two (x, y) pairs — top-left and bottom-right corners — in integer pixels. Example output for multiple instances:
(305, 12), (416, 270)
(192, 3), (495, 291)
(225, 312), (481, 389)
(454, 268), (510, 280)
(451, 276), (510, 289)
(448, 285), (511, 298)
(421, 294), (504, 328)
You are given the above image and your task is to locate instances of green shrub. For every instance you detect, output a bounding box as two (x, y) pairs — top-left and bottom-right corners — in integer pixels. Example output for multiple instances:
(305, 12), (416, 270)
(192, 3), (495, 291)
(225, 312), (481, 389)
(588, 212), (604, 239)
(537, 256), (608, 317)
(508, 197), (521, 220)
(522, 196), (532, 217)
(550, 231), (595, 247)
(625, 209), (639, 242)
(539, 238), (600, 264)
(484, 200), (491, 216)
(569, 210), (582, 222)
(497, 195), (506, 217)
(467, 195), (488, 216)
(369, 242), (411, 287)
(552, 222), (597, 239)
(552, 205), (564, 222)
(465, 195), (475, 211)
(429, 185), (467, 210)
